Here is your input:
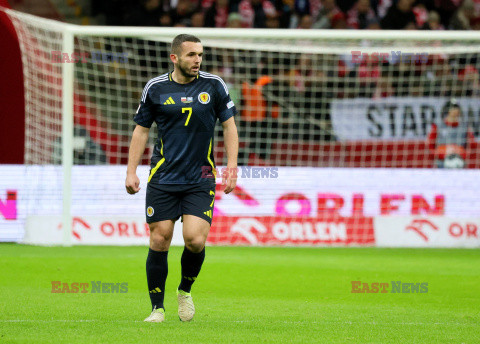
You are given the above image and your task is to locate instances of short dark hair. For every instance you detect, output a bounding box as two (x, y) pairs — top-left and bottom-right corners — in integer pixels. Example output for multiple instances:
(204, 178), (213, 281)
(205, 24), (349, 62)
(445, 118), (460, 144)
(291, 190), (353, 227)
(171, 34), (201, 55)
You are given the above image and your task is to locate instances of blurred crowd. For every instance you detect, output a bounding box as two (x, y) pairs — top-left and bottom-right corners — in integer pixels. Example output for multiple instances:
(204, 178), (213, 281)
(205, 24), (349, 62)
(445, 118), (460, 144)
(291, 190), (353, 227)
(83, 0), (480, 165)
(92, 0), (480, 30)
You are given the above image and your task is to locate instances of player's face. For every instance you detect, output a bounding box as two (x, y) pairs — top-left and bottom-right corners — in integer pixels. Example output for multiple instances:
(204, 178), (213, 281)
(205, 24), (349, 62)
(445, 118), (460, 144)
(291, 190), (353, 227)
(175, 42), (203, 78)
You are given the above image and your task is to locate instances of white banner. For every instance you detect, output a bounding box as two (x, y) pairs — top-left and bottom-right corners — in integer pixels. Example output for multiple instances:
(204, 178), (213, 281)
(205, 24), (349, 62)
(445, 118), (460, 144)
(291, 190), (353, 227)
(331, 97), (480, 141)
(1, 165), (480, 246)
(23, 216), (185, 246)
(375, 216), (480, 247)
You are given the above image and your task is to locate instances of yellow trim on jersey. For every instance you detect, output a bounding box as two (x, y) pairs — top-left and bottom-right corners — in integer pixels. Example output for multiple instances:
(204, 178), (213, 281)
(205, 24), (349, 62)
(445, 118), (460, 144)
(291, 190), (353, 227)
(207, 138), (216, 178)
(148, 139), (165, 183)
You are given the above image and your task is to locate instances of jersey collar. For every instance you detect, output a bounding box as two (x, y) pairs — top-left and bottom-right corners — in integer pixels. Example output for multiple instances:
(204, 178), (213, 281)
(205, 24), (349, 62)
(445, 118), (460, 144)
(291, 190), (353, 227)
(169, 71), (200, 85)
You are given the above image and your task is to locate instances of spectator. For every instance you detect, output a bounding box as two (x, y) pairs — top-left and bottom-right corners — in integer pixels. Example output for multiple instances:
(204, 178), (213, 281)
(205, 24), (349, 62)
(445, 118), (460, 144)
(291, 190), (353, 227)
(263, 60), (316, 141)
(380, 0), (417, 29)
(413, 2), (429, 28)
(303, 70), (335, 140)
(159, 11), (173, 26)
(200, 0), (216, 9)
(331, 11), (348, 27)
(226, 12), (243, 27)
(372, 69), (395, 98)
(422, 10), (444, 29)
(309, 0), (322, 19)
(449, 0), (475, 30)
(123, 0), (162, 26)
(238, 0), (277, 28)
(357, 58), (381, 85)
(52, 125), (107, 165)
(168, 0), (196, 26)
(375, 0), (393, 20)
(457, 64), (480, 96)
(347, 0), (378, 29)
(283, 54), (336, 140)
(204, 0), (232, 27)
(210, 48), (237, 85)
(472, 17), (480, 29)
(288, 0), (312, 28)
(427, 99), (475, 168)
(238, 74), (276, 163)
(295, 0), (312, 16)
(292, 53), (315, 93)
(419, 57), (456, 96)
(472, 0), (480, 28)
(312, 0), (345, 29)
(266, 13), (282, 27)
(262, 61), (297, 120)
(434, 0), (464, 29)
(366, 18), (381, 28)
(275, 0), (293, 28)
(298, 13), (313, 28)
(190, 11), (205, 26)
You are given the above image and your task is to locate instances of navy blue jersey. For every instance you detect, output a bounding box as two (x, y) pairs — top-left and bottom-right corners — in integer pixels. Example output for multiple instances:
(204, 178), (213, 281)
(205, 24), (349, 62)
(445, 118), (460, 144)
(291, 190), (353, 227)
(134, 71), (237, 185)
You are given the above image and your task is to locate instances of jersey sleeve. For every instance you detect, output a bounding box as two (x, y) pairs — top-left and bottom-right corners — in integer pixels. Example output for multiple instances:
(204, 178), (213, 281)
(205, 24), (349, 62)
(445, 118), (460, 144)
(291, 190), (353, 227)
(214, 77), (237, 123)
(133, 84), (155, 128)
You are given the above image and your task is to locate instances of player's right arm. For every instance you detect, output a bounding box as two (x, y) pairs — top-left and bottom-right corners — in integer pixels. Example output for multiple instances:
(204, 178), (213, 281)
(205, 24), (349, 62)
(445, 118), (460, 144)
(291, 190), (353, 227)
(126, 79), (157, 194)
(125, 125), (150, 194)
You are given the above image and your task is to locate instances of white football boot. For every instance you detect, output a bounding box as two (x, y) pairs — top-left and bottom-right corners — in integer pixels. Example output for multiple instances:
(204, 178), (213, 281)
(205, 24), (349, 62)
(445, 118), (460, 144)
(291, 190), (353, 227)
(144, 307), (165, 323)
(177, 289), (195, 321)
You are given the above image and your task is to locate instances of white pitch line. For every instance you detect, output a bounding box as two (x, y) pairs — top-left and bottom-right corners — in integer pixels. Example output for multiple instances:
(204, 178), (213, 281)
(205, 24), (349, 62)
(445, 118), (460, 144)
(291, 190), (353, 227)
(0, 320), (478, 326)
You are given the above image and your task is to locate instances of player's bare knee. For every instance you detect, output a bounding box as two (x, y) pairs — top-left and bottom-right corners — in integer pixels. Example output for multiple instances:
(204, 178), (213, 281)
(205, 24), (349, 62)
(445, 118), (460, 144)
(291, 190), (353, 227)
(184, 237), (206, 253)
(149, 223), (173, 250)
(150, 233), (171, 251)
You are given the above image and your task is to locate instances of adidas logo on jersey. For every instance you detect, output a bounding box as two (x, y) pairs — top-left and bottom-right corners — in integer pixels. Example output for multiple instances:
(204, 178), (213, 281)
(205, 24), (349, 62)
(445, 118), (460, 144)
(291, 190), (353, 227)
(203, 210), (212, 218)
(163, 97), (175, 105)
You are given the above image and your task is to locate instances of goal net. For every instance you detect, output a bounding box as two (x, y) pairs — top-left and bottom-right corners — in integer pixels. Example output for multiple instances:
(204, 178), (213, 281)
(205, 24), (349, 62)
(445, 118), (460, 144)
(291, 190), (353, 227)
(4, 7), (480, 246)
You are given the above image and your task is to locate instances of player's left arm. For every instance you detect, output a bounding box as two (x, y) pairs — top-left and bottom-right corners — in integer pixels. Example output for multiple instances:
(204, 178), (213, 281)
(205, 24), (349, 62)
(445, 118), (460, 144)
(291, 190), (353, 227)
(222, 117), (238, 194)
(213, 76), (239, 194)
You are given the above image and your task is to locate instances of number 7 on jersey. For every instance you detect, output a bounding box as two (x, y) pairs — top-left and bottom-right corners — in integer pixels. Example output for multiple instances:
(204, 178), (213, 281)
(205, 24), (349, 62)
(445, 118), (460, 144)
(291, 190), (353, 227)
(182, 107), (192, 126)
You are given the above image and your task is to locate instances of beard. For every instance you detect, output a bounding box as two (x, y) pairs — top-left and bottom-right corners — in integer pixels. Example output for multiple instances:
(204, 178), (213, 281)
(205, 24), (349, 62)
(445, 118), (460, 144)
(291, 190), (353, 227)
(177, 59), (198, 78)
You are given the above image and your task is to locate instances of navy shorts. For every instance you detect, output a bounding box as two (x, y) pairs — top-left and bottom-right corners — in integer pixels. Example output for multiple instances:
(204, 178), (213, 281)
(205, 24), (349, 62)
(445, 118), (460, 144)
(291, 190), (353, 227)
(145, 182), (216, 225)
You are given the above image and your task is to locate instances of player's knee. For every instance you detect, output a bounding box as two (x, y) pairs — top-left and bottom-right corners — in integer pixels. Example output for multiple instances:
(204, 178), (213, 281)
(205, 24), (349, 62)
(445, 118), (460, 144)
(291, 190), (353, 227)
(149, 223), (173, 250)
(150, 233), (171, 251)
(184, 237), (205, 253)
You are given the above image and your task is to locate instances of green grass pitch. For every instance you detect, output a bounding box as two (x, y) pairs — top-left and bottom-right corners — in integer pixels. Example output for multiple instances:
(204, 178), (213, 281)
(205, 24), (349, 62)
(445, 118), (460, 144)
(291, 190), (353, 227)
(0, 244), (479, 343)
